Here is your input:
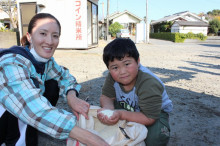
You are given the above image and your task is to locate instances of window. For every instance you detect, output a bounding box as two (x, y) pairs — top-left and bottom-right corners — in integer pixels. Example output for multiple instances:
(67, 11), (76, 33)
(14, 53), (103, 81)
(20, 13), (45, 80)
(4, 23), (10, 29)
(92, 3), (98, 44)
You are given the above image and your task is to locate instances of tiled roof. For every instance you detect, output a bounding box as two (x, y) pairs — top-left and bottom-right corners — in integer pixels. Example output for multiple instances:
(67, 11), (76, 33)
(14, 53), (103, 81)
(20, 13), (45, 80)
(151, 11), (208, 25)
(107, 10), (142, 21)
(174, 21), (209, 27)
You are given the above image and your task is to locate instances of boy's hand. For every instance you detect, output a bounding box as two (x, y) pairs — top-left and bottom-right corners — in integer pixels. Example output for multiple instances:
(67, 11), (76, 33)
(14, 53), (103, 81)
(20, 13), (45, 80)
(97, 109), (121, 125)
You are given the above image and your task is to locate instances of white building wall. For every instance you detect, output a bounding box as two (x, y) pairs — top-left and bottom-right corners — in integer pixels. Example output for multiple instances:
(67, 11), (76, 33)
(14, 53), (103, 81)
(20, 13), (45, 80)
(135, 23), (147, 43)
(179, 26), (207, 36)
(38, 0), (88, 48)
(17, 0), (98, 49)
(171, 24), (208, 36)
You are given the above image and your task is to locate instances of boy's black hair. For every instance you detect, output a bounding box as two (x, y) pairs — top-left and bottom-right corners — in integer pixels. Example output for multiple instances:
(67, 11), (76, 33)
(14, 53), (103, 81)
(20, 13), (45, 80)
(103, 38), (139, 68)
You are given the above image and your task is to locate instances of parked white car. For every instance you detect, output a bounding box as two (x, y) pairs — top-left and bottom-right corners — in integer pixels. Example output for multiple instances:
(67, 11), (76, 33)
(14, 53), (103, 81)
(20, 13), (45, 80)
(116, 29), (130, 38)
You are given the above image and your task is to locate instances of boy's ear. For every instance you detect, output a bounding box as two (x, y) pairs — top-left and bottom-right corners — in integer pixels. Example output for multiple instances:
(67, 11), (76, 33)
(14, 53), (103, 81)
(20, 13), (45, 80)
(138, 58), (140, 66)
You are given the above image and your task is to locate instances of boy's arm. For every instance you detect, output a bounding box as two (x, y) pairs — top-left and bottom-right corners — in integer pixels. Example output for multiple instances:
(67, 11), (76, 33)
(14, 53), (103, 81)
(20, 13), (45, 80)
(99, 95), (155, 126)
(98, 109), (155, 126)
(118, 110), (155, 126)
(100, 94), (115, 110)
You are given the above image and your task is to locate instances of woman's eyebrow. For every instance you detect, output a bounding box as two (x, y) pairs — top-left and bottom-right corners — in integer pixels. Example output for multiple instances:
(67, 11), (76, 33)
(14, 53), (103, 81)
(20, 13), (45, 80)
(39, 29), (59, 34)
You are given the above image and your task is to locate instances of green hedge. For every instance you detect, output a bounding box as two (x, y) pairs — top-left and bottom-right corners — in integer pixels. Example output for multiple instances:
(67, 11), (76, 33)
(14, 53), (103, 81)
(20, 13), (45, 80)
(150, 32), (207, 43)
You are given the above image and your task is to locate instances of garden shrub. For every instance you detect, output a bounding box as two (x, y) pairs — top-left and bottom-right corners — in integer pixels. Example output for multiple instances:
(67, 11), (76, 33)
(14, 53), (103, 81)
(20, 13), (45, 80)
(196, 33), (207, 41)
(109, 22), (123, 37)
(150, 32), (207, 43)
(174, 33), (185, 43)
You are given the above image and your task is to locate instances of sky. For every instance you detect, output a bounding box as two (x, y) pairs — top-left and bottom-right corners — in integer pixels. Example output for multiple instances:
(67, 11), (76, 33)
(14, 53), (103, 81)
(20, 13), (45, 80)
(98, 0), (220, 22)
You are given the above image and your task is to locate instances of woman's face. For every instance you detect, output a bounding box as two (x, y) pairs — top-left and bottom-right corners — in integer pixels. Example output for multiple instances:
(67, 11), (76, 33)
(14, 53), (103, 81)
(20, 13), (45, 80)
(27, 18), (60, 59)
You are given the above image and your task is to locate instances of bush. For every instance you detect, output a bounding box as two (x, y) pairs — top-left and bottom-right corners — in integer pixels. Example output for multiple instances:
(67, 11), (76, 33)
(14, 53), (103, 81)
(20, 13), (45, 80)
(109, 22), (123, 37)
(186, 32), (194, 39)
(150, 32), (207, 43)
(150, 32), (175, 41)
(174, 33), (186, 43)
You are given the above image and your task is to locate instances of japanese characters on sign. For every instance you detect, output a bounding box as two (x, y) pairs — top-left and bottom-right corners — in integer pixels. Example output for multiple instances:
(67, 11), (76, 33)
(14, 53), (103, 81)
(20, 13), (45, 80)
(75, 0), (82, 40)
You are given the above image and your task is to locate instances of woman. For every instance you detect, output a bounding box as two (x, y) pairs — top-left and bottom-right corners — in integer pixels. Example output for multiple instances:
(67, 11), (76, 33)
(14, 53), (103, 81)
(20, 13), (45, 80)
(0, 13), (108, 146)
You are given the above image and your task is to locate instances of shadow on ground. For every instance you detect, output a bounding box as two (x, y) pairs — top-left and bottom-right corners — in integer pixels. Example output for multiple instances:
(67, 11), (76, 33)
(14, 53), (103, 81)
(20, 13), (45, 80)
(38, 65), (220, 146)
(199, 44), (220, 47)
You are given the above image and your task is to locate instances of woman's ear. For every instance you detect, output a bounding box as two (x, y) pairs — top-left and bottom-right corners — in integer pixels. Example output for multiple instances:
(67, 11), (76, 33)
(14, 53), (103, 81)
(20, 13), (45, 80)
(26, 32), (31, 43)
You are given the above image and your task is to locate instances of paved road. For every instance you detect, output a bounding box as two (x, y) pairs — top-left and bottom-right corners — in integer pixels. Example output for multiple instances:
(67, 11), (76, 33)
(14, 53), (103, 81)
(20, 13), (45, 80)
(130, 36), (220, 45)
(1, 36), (219, 50)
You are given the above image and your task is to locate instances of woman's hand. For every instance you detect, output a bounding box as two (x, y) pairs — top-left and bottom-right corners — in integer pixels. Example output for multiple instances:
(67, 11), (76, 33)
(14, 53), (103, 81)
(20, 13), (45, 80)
(97, 108), (121, 125)
(69, 126), (109, 146)
(67, 90), (90, 120)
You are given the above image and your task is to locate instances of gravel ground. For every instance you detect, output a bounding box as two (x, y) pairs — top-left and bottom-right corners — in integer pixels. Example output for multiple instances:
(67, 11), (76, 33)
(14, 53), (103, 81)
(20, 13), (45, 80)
(38, 37), (220, 146)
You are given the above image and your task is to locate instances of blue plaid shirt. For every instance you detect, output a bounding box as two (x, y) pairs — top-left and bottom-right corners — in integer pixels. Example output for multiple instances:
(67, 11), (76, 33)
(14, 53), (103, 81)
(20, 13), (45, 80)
(0, 49), (81, 139)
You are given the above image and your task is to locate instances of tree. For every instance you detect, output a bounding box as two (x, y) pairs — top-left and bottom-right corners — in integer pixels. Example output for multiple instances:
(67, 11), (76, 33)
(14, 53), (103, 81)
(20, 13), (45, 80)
(0, 0), (18, 30)
(153, 21), (173, 33)
(109, 22), (123, 37)
(215, 16), (220, 21)
(160, 21), (173, 32)
(207, 9), (220, 16)
(209, 18), (220, 34)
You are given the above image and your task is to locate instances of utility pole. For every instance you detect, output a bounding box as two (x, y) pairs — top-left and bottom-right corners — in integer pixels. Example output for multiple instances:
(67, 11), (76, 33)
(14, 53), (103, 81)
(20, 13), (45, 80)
(106, 0), (109, 41)
(102, 2), (104, 22)
(146, 0), (149, 43)
(117, 0), (118, 12)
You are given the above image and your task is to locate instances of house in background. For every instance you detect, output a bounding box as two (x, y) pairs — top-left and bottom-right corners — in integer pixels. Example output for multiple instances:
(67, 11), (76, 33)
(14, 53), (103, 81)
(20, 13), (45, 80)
(99, 10), (142, 38)
(171, 21), (208, 36)
(150, 11), (209, 35)
(0, 10), (11, 29)
(108, 10), (142, 34)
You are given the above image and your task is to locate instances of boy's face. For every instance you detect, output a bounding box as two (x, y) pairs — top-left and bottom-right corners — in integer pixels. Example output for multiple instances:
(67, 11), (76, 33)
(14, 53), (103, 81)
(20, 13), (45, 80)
(108, 55), (140, 90)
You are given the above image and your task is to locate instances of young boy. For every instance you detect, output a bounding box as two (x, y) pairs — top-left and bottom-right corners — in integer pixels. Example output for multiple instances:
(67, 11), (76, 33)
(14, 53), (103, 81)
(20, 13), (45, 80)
(97, 38), (173, 146)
